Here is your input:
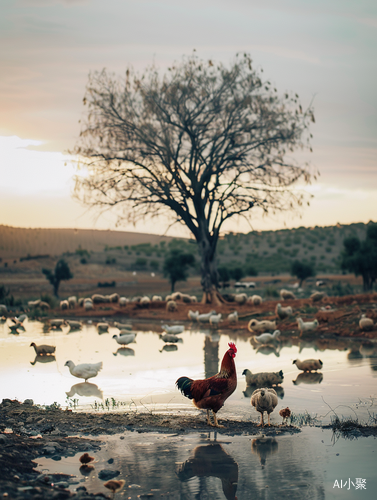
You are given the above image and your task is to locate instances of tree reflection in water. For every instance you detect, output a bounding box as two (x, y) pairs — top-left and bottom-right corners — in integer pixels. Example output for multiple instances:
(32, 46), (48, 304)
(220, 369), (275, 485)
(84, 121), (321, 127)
(204, 336), (219, 378)
(176, 443), (238, 500)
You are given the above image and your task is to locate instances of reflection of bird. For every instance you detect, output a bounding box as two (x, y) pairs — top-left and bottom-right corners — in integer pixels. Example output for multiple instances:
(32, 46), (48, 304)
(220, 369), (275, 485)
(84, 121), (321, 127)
(159, 333), (182, 343)
(113, 347), (135, 357)
(176, 444), (238, 500)
(30, 354), (56, 365)
(159, 344), (178, 352)
(30, 342), (55, 355)
(293, 358), (323, 372)
(279, 407), (291, 424)
(161, 324), (184, 334)
(112, 333), (136, 345)
(176, 342), (237, 428)
(65, 361), (102, 381)
(14, 313), (28, 323)
(79, 453), (94, 465)
(242, 369), (283, 386)
(79, 465), (94, 476)
(255, 344), (281, 357)
(97, 322), (109, 333)
(67, 320), (82, 331)
(254, 330), (281, 344)
(251, 434), (278, 467)
(114, 322), (132, 331)
(251, 388), (278, 426)
(104, 479), (126, 497)
(66, 382), (103, 399)
(243, 384), (285, 400)
(293, 372), (323, 385)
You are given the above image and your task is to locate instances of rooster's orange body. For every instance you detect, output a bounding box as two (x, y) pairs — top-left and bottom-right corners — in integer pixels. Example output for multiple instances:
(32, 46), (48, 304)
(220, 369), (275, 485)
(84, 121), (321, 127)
(176, 342), (237, 427)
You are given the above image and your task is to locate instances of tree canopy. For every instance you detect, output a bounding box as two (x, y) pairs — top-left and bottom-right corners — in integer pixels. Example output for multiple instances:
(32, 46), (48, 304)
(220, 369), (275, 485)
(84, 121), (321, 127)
(340, 223), (377, 291)
(73, 53), (315, 303)
(42, 259), (73, 297)
(163, 249), (195, 292)
(291, 259), (315, 287)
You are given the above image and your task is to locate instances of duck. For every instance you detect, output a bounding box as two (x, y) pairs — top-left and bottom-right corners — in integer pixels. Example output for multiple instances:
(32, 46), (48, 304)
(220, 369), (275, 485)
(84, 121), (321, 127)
(275, 303), (293, 320)
(254, 330), (281, 344)
(104, 479), (126, 496)
(112, 333), (136, 345)
(188, 310), (200, 321)
(161, 324), (184, 335)
(297, 318), (319, 333)
(65, 360), (103, 381)
(30, 342), (56, 356)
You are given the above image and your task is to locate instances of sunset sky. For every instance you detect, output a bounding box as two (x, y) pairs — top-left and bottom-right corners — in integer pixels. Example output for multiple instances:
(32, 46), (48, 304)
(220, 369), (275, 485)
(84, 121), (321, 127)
(1, 0), (376, 237)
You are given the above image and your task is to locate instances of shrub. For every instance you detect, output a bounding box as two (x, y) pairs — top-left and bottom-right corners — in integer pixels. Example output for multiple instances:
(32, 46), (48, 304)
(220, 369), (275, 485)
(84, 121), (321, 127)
(135, 257), (147, 267)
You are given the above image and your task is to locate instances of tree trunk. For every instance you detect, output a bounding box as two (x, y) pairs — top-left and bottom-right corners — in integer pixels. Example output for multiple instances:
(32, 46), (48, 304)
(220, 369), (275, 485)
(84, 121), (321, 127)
(197, 230), (225, 305)
(53, 280), (60, 298)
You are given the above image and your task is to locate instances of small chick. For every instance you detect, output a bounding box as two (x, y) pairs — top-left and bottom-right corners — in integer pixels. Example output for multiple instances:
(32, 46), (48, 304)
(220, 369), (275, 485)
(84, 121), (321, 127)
(279, 407), (291, 425)
(79, 453), (95, 465)
(104, 479), (126, 496)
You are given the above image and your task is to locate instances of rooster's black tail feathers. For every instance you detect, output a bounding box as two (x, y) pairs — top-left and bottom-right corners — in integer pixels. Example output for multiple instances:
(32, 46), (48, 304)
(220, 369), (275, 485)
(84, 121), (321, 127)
(176, 376), (194, 399)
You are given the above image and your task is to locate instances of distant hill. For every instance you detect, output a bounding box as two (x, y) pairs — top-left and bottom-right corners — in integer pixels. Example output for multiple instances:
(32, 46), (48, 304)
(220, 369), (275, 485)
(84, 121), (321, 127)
(0, 225), (180, 259)
(0, 222), (374, 275)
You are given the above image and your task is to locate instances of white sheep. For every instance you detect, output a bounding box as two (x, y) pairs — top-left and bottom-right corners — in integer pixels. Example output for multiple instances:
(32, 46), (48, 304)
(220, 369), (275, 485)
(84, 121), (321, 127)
(359, 314), (374, 331)
(68, 296), (77, 308)
(165, 294), (173, 302)
(251, 388), (278, 426)
(228, 311), (238, 323)
(234, 293), (248, 305)
(166, 300), (178, 312)
(152, 295), (162, 302)
(119, 297), (129, 306)
(181, 294), (192, 303)
(209, 313), (222, 326)
(60, 300), (69, 310)
(28, 300), (41, 308)
(92, 294), (108, 304)
(293, 358), (323, 372)
(242, 368), (284, 387)
(275, 303), (293, 320)
(297, 317), (319, 332)
(247, 295), (263, 306)
(78, 298), (85, 307)
(248, 319), (277, 333)
(190, 295), (198, 303)
(109, 293), (119, 303)
(280, 289), (296, 300)
(139, 296), (151, 307)
(171, 292), (183, 301)
(84, 299), (94, 311)
(310, 291), (326, 302)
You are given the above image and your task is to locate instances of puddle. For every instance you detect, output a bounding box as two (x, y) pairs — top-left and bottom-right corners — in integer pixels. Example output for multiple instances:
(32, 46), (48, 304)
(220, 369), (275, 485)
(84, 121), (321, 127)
(0, 319), (376, 425)
(35, 428), (377, 499)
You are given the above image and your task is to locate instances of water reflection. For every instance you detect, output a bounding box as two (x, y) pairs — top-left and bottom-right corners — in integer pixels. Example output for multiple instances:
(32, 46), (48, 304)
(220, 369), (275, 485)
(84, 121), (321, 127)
(113, 347), (135, 357)
(204, 336), (219, 378)
(30, 354), (56, 365)
(251, 434), (278, 467)
(176, 443), (238, 500)
(66, 382), (103, 399)
(159, 344), (178, 352)
(293, 372), (323, 385)
(255, 343), (281, 357)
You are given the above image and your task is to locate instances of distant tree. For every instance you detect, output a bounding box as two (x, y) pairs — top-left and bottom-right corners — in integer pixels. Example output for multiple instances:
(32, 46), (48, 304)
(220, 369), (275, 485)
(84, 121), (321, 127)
(340, 223), (377, 291)
(230, 266), (245, 281)
(246, 265), (258, 277)
(217, 266), (230, 288)
(163, 250), (195, 292)
(42, 259), (73, 297)
(72, 53), (315, 304)
(291, 260), (315, 287)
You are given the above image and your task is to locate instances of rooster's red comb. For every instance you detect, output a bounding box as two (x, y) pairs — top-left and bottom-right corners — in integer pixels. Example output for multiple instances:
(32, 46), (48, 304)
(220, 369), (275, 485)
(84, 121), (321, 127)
(228, 342), (237, 352)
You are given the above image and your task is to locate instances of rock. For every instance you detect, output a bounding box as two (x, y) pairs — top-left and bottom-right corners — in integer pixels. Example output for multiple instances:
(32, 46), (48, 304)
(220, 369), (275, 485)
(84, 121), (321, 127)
(0, 434), (7, 443)
(23, 399), (34, 406)
(98, 469), (120, 480)
(107, 458), (114, 464)
(55, 481), (69, 488)
(43, 446), (57, 455)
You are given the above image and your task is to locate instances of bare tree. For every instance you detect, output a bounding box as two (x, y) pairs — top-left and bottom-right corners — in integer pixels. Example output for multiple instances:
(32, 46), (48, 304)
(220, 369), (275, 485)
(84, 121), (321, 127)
(72, 53), (316, 303)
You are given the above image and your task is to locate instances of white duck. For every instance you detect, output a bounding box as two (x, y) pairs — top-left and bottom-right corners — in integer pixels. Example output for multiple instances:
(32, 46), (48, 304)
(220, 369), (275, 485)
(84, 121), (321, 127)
(254, 330), (281, 344)
(197, 310), (217, 323)
(297, 318), (319, 333)
(161, 324), (185, 335)
(112, 333), (137, 345)
(187, 310), (200, 321)
(64, 360), (103, 382)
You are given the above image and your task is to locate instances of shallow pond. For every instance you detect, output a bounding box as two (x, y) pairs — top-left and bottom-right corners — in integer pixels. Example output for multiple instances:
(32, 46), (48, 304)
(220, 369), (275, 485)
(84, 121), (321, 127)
(1, 318), (376, 425)
(36, 428), (376, 499)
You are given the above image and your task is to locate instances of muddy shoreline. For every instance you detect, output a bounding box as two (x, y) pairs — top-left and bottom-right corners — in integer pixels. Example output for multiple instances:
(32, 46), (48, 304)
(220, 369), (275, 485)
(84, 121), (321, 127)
(1, 399), (376, 499)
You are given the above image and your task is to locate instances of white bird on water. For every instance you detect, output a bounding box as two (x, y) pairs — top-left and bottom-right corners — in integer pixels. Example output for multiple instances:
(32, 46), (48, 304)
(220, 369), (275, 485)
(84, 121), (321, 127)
(112, 333), (137, 345)
(64, 360), (103, 382)
(161, 324), (185, 335)
(254, 330), (281, 344)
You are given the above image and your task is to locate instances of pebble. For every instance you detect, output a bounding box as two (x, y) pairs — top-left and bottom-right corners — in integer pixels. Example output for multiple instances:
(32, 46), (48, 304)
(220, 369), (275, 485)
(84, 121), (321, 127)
(23, 399), (34, 406)
(107, 458), (114, 464)
(98, 469), (120, 480)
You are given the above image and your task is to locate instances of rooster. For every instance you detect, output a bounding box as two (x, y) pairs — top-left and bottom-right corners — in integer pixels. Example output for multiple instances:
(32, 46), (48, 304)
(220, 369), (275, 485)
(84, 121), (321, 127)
(176, 342), (237, 428)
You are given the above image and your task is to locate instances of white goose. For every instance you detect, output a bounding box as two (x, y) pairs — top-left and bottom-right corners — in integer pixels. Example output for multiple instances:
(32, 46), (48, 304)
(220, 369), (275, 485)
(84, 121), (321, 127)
(112, 333), (137, 345)
(64, 360), (103, 382)
(254, 330), (281, 344)
(161, 324), (185, 335)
